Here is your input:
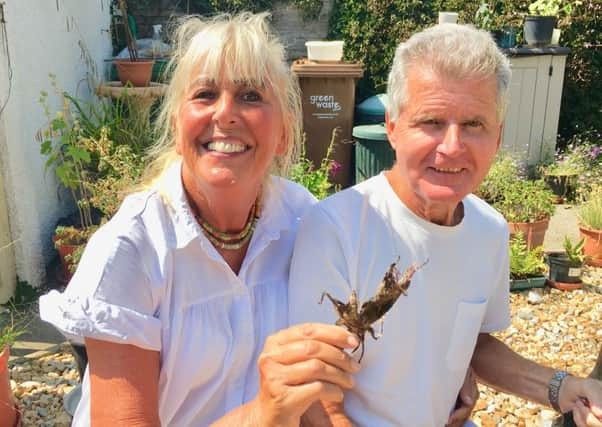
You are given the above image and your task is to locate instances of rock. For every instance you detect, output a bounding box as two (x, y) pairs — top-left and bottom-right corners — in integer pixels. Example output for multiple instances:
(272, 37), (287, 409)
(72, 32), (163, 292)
(518, 307), (534, 320)
(527, 289), (544, 304)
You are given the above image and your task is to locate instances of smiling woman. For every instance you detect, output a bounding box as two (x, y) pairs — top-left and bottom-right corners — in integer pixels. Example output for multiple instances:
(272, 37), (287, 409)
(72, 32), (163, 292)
(39, 12), (361, 426)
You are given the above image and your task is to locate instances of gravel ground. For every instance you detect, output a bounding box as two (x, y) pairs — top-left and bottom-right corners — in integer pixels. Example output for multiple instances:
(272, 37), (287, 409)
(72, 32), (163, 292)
(9, 266), (602, 426)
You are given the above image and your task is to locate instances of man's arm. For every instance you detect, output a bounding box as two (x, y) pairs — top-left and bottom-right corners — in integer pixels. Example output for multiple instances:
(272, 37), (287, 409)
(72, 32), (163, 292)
(472, 333), (602, 421)
(471, 333), (552, 404)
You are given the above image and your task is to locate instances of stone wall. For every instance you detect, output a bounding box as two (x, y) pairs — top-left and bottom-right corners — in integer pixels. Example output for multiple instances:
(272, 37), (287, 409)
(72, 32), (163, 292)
(125, 0), (333, 61)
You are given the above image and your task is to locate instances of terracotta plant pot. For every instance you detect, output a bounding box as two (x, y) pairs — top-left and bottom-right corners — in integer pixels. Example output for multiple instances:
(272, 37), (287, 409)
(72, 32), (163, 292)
(509, 218), (549, 250)
(579, 225), (602, 267)
(52, 234), (79, 282)
(546, 278), (583, 291)
(0, 346), (17, 427)
(113, 59), (155, 87)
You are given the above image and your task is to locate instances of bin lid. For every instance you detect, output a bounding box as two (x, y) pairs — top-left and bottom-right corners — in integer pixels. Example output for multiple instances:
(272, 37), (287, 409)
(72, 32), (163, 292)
(291, 59), (364, 78)
(352, 124), (388, 141)
(356, 94), (388, 117)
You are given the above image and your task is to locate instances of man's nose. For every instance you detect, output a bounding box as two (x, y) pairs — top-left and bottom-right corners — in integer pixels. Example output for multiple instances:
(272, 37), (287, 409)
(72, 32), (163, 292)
(437, 124), (465, 156)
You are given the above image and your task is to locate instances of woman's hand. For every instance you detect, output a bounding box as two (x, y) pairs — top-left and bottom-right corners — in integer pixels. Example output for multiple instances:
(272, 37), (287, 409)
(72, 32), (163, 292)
(561, 376), (602, 427)
(446, 367), (478, 427)
(253, 323), (361, 427)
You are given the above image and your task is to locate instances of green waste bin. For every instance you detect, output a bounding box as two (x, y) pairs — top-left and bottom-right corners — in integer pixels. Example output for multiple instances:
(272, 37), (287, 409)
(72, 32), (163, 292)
(353, 123), (395, 183)
(355, 94), (388, 125)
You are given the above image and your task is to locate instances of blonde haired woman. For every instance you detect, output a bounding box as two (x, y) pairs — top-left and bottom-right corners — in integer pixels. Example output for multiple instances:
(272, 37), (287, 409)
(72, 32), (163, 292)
(40, 13), (358, 426)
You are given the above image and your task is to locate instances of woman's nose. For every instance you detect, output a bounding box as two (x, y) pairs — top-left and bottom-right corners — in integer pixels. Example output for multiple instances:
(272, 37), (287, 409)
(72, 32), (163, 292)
(212, 92), (238, 126)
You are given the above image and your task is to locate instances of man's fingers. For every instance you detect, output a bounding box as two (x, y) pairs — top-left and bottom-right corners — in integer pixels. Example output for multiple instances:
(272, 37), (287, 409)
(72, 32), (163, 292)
(265, 323), (359, 350)
(446, 406), (471, 427)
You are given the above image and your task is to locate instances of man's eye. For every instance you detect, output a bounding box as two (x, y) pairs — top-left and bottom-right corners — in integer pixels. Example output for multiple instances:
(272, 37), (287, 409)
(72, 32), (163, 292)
(240, 90), (262, 102)
(422, 119), (441, 126)
(464, 120), (483, 128)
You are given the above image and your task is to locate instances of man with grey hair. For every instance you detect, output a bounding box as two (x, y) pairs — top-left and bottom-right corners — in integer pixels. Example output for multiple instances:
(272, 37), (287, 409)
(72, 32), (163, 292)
(290, 24), (602, 426)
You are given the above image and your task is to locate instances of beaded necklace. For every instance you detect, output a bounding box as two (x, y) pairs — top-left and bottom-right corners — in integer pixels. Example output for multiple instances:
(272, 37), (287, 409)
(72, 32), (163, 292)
(193, 200), (260, 251)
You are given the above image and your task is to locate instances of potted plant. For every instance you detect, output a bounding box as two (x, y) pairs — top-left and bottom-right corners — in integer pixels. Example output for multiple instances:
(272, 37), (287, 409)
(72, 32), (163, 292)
(546, 236), (587, 289)
(53, 225), (97, 279)
(578, 192), (602, 267)
(540, 141), (593, 202)
(493, 178), (556, 250)
(0, 323), (25, 427)
(524, 0), (571, 46)
(112, 0), (154, 87)
(38, 81), (98, 280)
(509, 232), (547, 291)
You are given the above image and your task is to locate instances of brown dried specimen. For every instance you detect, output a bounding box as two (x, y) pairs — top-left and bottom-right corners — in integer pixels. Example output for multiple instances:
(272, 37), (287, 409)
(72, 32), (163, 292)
(319, 257), (427, 362)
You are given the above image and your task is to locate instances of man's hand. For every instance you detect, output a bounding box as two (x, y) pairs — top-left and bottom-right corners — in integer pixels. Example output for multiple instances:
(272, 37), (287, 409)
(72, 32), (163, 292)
(446, 367), (478, 427)
(560, 376), (602, 427)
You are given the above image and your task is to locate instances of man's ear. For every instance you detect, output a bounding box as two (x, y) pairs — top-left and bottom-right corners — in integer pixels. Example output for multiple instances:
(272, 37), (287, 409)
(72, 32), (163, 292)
(385, 110), (397, 150)
(495, 123), (504, 151)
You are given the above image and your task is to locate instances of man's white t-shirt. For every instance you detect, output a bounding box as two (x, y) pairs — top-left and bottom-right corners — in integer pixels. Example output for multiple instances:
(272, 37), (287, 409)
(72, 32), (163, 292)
(289, 173), (511, 427)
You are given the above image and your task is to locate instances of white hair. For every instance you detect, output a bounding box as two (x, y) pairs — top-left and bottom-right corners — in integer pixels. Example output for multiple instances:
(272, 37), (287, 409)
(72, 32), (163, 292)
(140, 12), (302, 189)
(387, 23), (511, 122)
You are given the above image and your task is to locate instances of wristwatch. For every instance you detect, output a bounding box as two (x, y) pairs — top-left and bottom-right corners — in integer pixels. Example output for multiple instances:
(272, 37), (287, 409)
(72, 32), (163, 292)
(548, 370), (570, 412)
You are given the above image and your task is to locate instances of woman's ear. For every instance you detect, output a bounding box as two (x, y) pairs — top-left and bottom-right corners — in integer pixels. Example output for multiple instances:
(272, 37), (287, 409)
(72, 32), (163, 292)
(276, 127), (287, 156)
(172, 115), (183, 155)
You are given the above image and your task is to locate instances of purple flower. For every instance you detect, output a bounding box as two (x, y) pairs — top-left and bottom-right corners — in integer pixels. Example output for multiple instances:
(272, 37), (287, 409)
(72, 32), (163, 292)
(591, 146), (601, 159)
(330, 161), (342, 178)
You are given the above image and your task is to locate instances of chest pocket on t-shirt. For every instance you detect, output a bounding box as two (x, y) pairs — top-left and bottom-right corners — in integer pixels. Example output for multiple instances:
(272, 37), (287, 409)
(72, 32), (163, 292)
(445, 299), (487, 372)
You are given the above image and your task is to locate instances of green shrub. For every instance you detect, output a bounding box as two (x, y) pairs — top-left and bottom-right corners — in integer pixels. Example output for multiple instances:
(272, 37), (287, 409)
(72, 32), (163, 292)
(579, 192), (602, 230)
(509, 232), (546, 279)
(289, 130), (340, 200)
(328, 0), (600, 136)
(563, 236), (588, 265)
(493, 178), (556, 222)
(476, 151), (526, 203)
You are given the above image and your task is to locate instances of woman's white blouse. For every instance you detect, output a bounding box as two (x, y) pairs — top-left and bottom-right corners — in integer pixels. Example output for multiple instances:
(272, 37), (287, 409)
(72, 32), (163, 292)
(39, 161), (316, 426)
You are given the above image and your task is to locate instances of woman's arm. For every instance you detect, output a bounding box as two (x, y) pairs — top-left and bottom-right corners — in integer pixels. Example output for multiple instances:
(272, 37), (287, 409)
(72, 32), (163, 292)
(86, 337), (161, 427)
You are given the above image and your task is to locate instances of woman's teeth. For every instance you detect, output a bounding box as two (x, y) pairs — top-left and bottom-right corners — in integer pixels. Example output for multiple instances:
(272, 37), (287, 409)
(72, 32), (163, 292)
(206, 141), (247, 153)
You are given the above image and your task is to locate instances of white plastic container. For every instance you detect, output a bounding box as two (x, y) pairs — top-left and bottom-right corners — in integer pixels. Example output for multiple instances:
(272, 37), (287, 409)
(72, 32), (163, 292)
(305, 41), (344, 62)
(438, 12), (459, 24)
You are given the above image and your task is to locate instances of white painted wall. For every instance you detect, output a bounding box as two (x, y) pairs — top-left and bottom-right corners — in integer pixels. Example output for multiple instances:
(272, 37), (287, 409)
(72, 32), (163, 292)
(0, 0), (111, 294)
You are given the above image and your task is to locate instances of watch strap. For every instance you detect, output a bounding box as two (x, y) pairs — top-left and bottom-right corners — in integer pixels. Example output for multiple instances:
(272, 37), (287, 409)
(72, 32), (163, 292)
(548, 370), (570, 412)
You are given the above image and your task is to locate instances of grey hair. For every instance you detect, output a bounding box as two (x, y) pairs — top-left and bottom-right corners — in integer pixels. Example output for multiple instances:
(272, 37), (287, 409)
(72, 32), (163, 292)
(387, 23), (511, 122)
(139, 12), (302, 189)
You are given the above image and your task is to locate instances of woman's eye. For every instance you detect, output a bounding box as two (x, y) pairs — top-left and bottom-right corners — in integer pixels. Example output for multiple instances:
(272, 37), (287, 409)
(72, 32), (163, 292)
(194, 90), (216, 100)
(240, 90), (262, 102)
